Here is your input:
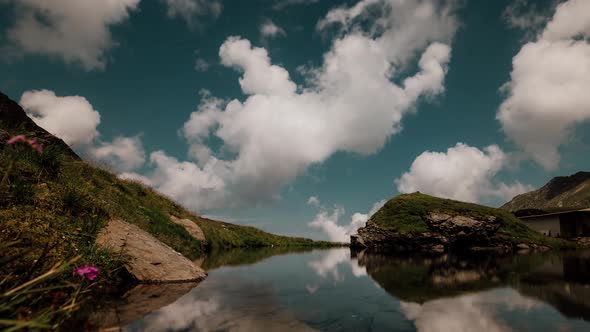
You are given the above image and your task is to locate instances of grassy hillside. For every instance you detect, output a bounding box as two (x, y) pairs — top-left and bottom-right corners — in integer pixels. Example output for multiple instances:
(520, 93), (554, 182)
(370, 193), (575, 249)
(0, 91), (332, 330)
(502, 171), (590, 212)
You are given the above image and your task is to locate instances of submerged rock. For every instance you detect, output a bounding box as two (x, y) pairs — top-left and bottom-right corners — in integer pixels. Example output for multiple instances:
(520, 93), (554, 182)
(96, 219), (207, 283)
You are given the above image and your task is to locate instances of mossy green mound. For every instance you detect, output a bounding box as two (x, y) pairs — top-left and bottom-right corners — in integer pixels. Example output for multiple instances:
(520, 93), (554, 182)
(355, 193), (575, 251)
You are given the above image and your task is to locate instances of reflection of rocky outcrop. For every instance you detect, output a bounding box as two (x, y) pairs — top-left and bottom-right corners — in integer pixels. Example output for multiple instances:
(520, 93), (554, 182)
(355, 250), (509, 303)
(123, 276), (316, 332)
(88, 283), (200, 330)
(358, 248), (590, 323)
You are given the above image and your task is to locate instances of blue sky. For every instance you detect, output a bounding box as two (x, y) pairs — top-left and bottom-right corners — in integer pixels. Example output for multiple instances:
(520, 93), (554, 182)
(1, 0), (589, 240)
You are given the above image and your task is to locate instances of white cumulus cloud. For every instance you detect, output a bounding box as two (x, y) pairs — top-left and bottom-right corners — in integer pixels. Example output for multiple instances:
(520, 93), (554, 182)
(140, 0), (459, 212)
(162, 0), (222, 27)
(194, 58), (210, 72)
(119, 171), (153, 186)
(396, 143), (533, 204)
(308, 198), (386, 242)
(498, 0), (590, 170)
(5, 0), (140, 70)
(88, 136), (146, 172)
(272, 0), (319, 11)
(502, 0), (549, 32)
(20, 89), (101, 146)
(307, 196), (320, 207)
(19, 89), (146, 173)
(141, 151), (229, 211)
(260, 20), (286, 39)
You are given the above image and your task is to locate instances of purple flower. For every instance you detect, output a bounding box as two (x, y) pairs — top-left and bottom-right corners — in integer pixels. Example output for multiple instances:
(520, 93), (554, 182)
(74, 265), (99, 281)
(6, 135), (43, 153)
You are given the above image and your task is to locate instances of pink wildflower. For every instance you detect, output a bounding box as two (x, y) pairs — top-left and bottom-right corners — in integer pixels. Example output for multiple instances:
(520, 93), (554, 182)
(6, 135), (27, 145)
(6, 135), (43, 153)
(74, 265), (99, 281)
(28, 138), (43, 153)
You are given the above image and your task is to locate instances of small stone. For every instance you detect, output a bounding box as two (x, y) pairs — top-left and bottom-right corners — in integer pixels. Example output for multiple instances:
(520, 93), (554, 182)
(431, 244), (445, 253)
(169, 215), (205, 241)
(350, 234), (366, 248)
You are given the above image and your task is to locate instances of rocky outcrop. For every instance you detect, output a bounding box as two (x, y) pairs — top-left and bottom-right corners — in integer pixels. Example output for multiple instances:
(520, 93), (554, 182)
(352, 214), (519, 254)
(351, 194), (557, 254)
(96, 219), (207, 283)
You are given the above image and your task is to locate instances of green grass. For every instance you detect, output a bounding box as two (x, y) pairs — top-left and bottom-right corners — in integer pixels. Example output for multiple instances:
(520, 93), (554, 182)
(194, 216), (339, 251)
(0, 132), (337, 329)
(371, 193), (576, 249)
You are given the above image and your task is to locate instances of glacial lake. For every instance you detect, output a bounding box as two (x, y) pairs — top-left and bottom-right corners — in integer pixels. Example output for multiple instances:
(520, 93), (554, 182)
(92, 248), (590, 331)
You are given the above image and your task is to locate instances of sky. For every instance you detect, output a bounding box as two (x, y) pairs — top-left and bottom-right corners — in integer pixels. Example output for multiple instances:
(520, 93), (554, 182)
(1, 0), (589, 241)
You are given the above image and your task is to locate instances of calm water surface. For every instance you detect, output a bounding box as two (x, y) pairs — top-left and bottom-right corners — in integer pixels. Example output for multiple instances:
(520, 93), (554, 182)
(100, 248), (590, 331)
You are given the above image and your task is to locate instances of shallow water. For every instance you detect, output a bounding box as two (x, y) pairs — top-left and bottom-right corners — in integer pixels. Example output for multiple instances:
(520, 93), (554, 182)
(106, 248), (590, 331)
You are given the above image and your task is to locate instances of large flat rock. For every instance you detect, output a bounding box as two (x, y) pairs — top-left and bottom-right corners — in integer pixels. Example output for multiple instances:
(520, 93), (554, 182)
(96, 219), (207, 283)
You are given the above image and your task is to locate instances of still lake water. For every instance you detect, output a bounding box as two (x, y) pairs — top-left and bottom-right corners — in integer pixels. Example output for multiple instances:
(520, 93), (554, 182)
(100, 248), (590, 331)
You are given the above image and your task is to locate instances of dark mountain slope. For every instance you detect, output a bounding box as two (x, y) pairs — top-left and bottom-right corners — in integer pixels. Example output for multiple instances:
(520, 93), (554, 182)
(502, 172), (590, 212)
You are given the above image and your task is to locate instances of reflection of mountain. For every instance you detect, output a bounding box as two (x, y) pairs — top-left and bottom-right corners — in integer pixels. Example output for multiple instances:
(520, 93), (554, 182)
(200, 246), (319, 270)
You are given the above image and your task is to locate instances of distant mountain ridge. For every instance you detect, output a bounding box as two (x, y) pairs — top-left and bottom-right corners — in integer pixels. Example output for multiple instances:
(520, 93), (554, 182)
(502, 172), (590, 212)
